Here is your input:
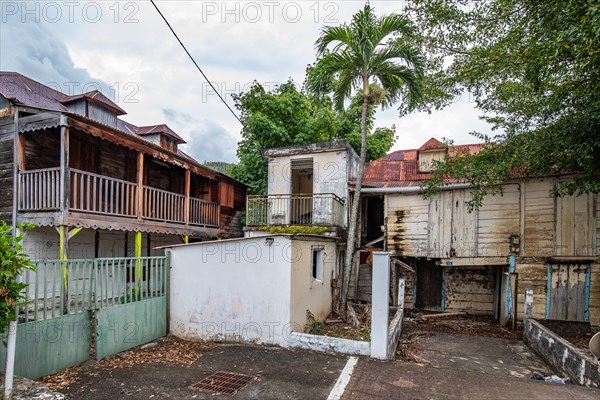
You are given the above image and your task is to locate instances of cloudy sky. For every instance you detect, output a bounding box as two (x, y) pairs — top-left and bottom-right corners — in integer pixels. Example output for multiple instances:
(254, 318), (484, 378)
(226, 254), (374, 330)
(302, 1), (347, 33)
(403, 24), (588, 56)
(1, 1), (492, 162)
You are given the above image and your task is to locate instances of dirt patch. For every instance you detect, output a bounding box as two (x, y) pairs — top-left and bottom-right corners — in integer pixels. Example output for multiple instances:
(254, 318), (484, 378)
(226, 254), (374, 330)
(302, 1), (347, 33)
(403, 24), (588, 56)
(561, 328), (598, 359)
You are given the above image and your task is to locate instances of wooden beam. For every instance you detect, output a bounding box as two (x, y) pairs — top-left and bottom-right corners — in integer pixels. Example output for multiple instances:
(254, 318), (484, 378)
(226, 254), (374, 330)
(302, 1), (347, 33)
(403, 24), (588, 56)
(135, 231), (142, 282)
(136, 152), (144, 219)
(59, 124), (70, 214)
(392, 258), (415, 273)
(184, 169), (191, 225)
(364, 235), (384, 248)
(17, 133), (25, 171)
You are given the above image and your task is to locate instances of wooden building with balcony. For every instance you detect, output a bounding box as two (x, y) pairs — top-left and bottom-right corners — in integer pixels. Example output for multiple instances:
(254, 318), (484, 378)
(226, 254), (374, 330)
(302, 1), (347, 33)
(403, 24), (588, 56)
(0, 72), (246, 260)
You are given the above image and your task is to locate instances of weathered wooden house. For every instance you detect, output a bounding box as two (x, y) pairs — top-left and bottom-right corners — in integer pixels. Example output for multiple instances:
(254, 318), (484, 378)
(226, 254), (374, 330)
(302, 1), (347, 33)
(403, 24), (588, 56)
(359, 138), (599, 327)
(0, 72), (246, 260)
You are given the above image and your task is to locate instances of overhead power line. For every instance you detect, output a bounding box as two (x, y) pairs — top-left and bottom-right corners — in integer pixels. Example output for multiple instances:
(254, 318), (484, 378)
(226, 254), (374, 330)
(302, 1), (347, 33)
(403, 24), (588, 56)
(150, 0), (242, 124)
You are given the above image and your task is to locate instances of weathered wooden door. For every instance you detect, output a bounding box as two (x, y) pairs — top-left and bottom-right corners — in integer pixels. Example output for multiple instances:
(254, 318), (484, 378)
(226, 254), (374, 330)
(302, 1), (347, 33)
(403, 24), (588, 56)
(547, 263), (589, 321)
(415, 259), (443, 311)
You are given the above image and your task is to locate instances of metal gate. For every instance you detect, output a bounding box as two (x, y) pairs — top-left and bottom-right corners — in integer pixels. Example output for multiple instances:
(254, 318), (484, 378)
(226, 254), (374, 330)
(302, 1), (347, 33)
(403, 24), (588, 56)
(94, 257), (167, 359)
(546, 262), (590, 321)
(0, 256), (168, 380)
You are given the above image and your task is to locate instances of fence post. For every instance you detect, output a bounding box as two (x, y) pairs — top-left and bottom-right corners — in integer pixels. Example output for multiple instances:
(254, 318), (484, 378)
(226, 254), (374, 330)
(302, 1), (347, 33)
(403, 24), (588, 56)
(524, 288), (533, 320)
(371, 251), (390, 360)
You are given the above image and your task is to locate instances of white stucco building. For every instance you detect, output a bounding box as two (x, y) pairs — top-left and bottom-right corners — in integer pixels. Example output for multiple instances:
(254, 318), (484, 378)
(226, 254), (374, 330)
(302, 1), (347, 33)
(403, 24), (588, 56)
(165, 235), (338, 346)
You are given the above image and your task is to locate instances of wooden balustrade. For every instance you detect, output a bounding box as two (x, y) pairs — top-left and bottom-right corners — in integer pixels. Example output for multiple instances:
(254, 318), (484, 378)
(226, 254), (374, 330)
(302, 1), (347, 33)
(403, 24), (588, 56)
(18, 167), (61, 211)
(189, 197), (220, 227)
(18, 168), (221, 227)
(70, 169), (137, 217)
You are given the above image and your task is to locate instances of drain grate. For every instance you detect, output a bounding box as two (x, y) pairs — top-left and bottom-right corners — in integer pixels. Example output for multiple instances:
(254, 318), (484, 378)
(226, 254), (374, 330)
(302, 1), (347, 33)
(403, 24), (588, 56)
(190, 371), (255, 396)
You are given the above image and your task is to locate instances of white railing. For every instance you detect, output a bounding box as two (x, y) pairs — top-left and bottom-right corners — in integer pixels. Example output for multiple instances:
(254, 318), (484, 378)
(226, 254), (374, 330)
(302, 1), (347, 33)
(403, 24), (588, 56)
(18, 167), (61, 211)
(143, 186), (185, 223)
(189, 197), (219, 227)
(70, 169), (137, 217)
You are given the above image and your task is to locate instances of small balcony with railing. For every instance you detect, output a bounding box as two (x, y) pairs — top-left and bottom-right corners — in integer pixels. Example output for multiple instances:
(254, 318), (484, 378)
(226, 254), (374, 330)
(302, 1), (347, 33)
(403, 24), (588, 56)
(246, 193), (345, 228)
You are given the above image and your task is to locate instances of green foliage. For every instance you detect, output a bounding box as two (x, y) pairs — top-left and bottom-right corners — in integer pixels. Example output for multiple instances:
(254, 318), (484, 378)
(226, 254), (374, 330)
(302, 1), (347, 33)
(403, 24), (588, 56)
(409, 1), (600, 198)
(304, 309), (325, 334)
(257, 225), (328, 235)
(0, 219), (35, 335)
(203, 161), (236, 176)
(229, 80), (396, 194)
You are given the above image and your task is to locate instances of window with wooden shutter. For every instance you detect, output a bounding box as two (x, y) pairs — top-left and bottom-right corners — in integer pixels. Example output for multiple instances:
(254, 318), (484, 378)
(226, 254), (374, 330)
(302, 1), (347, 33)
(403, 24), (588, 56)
(220, 182), (234, 208)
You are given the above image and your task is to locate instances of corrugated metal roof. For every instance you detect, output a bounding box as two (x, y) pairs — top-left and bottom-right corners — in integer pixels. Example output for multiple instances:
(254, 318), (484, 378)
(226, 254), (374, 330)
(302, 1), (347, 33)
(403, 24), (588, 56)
(137, 124), (186, 144)
(60, 90), (126, 115)
(362, 140), (483, 188)
(0, 71), (69, 112)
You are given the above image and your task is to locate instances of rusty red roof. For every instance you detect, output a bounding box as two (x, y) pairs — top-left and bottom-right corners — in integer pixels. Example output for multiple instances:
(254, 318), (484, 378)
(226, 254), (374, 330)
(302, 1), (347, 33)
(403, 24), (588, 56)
(361, 140), (483, 188)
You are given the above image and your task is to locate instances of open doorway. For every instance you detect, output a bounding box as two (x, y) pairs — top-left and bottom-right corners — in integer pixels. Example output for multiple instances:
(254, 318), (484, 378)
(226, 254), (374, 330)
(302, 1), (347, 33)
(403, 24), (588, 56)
(415, 259), (443, 311)
(290, 158), (313, 224)
(362, 196), (384, 245)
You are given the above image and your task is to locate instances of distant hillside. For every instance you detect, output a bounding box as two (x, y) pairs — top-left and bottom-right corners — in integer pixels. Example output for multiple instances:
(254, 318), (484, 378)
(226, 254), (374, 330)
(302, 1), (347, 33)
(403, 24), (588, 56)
(203, 161), (235, 175)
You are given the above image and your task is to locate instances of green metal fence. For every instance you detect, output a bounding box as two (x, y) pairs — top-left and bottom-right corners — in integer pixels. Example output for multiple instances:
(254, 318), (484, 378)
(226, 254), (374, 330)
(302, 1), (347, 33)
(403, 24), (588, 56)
(0, 256), (168, 380)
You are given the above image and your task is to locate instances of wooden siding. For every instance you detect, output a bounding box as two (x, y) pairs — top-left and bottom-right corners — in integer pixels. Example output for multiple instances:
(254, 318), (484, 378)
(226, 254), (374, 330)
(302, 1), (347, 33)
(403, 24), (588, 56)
(477, 184), (520, 257)
(554, 191), (595, 257)
(23, 130), (60, 170)
(523, 180), (555, 256)
(444, 266), (496, 315)
(0, 118), (14, 222)
(387, 194), (428, 257)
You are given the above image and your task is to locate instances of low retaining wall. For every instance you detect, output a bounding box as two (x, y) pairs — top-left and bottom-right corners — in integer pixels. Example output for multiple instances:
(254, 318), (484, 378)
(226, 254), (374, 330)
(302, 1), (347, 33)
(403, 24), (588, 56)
(286, 332), (370, 356)
(524, 318), (599, 387)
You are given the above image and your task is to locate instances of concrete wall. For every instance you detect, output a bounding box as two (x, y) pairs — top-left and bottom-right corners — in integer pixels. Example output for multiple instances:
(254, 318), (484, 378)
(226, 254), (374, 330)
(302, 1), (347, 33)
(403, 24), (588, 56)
(524, 318), (599, 387)
(167, 236), (287, 345)
(289, 238), (337, 328)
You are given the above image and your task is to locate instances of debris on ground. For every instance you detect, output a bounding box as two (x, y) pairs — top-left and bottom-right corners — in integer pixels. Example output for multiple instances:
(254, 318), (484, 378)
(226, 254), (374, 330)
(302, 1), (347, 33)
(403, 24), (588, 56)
(404, 310), (521, 340)
(561, 329), (598, 359)
(39, 366), (80, 392)
(531, 371), (572, 384)
(99, 335), (214, 369)
(39, 335), (215, 392)
(396, 310), (522, 362)
(319, 306), (372, 341)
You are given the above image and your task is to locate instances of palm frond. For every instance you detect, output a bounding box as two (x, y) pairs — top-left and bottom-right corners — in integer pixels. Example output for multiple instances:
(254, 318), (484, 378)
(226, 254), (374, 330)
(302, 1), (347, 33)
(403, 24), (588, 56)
(316, 26), (353, 56)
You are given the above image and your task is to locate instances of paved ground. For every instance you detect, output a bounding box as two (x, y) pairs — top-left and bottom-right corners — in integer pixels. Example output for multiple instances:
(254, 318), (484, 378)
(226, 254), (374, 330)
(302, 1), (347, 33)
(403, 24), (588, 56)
(342, 331), (600, 399)
(56, 340), (347, 399)
(418, 332), (552, 379)
(341, 359), (600, 400)
(39, 332), (600, 399)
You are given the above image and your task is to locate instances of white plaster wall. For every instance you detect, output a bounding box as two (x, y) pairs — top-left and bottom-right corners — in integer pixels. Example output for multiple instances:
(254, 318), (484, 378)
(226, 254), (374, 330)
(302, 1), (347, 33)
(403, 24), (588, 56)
(289, 238), (336, 328)
(268, 151), (349, 199)
(169, 236), (294, 346)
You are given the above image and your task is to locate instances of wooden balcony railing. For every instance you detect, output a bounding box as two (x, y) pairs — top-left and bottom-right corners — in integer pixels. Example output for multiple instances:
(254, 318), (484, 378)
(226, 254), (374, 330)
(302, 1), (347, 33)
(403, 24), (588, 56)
(18, 167), (61, 211)
(246, 193), (345, 228)
(70, 169), (137, 217)
(18, 168), (220, 228)
(189, 197), (219, 227)
(142, 185), (186, 223)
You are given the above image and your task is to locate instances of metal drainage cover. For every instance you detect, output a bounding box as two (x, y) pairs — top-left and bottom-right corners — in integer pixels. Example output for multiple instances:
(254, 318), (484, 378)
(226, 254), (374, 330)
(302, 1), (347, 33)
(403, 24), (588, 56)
(190, 371), (255, 396)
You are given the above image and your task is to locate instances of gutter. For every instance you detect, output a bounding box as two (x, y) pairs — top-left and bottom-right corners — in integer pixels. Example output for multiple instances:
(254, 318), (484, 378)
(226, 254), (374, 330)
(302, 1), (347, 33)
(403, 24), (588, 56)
(359, 183), (473, 194)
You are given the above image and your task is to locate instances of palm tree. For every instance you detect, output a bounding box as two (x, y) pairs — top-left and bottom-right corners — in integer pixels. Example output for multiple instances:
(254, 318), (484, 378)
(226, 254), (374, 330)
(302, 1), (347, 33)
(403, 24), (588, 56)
(307, 3), (424, 317)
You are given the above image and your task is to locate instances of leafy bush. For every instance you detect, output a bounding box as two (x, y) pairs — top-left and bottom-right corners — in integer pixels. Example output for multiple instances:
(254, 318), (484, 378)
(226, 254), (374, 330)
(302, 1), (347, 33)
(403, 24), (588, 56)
(0, 219), (35, 335)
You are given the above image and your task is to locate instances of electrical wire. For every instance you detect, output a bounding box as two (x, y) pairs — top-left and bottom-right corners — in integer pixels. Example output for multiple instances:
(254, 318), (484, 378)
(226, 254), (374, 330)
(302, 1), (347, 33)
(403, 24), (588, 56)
(150, 0), (242, 124)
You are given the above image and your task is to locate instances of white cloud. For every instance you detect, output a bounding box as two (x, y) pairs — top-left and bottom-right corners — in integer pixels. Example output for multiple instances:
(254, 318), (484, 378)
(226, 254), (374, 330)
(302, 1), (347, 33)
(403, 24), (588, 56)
(0, 0), (495, 162)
